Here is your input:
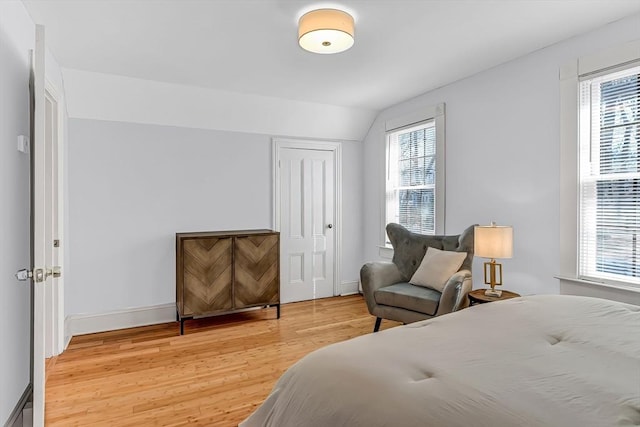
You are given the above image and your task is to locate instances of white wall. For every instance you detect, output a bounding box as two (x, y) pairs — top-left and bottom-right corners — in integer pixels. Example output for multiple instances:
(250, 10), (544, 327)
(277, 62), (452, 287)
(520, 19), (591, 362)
(67, 119), (363, 316)
(363, 13), (640, 299)
(62, 69), (377, 142)
(0, 3), (33, 422)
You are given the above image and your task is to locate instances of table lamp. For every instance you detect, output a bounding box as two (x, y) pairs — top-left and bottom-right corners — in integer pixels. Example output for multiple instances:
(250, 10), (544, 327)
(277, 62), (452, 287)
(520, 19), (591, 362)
(474, 222), (513, 297)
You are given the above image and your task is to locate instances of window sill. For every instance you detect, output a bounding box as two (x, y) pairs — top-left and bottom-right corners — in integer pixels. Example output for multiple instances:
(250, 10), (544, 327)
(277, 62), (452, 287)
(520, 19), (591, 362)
(556, 276), (640, 294)
(378, 245), (393, 260)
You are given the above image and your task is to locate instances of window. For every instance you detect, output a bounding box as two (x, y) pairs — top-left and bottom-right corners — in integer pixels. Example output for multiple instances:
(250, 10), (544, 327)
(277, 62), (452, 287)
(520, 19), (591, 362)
(384, 104), (445, 243)
(578, 65), (640, 286)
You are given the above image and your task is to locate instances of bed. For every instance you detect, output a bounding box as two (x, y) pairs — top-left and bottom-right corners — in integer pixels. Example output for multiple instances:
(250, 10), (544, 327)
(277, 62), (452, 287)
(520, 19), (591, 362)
(240, 295), (640, 427)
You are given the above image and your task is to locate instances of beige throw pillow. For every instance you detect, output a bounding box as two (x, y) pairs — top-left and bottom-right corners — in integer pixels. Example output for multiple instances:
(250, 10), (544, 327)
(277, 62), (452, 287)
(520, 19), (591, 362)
(410, 247), (467, 292)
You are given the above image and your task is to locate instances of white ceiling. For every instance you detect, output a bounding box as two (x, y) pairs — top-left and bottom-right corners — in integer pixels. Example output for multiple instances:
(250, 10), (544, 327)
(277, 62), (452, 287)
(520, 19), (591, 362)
(22, 0), (640, 111)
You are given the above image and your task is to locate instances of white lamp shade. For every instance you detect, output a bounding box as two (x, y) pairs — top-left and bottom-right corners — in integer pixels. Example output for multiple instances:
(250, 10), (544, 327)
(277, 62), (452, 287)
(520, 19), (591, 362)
(474, 224), (513, 259)
(298, 9), (354, 54)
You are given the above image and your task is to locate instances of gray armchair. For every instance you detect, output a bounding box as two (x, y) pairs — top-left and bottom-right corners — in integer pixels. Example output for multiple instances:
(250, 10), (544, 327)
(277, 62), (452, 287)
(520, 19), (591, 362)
(360, 223), (475, 332)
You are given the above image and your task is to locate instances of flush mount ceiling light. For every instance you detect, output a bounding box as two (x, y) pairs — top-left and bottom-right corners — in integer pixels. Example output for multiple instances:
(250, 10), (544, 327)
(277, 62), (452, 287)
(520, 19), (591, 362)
(298, 8), (355, 54)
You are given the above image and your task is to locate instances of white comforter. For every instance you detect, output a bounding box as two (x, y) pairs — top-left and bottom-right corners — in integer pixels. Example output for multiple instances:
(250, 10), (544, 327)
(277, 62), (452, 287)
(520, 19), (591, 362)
(240, 295), (640, 427)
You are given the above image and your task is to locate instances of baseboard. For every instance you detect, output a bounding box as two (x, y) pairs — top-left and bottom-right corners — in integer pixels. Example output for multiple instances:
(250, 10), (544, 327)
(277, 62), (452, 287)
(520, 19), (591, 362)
(340, 280), (359, 296)
(66, 303), (176, 337)
(3, 383), (31, 427)
(63, 333), (72, 350)
(19, 403), (31, 427)
(66, 288), (361, 338)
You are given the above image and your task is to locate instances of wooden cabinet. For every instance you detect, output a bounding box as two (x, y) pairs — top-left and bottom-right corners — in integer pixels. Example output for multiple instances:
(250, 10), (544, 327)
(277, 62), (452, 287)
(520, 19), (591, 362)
(176, 230), (280, 334)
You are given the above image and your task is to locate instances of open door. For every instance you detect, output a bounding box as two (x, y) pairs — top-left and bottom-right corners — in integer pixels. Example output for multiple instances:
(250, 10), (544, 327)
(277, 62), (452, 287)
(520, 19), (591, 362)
(30, 24), (58, 426)
(14, 23), (62, 426)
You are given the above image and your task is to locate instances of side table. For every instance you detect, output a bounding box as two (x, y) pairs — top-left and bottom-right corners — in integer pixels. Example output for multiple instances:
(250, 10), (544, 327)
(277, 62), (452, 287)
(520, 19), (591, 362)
(468, 289), (521, 306)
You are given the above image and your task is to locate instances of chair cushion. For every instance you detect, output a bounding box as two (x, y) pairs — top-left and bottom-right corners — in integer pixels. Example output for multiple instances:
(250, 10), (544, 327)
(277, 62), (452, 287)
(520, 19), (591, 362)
(374, 282), (441, 316)
(410, 247), (467, 292)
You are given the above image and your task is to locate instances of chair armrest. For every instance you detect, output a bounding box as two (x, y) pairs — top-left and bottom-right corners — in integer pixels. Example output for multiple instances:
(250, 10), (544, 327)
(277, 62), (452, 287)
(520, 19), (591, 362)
(435, 269), (472, 316)
(360, 262), (404, 315)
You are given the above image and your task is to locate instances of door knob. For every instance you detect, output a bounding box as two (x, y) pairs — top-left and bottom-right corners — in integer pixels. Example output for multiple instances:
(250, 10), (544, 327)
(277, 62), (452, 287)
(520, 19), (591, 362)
(15, 268), (45, 282)
(327, 224), (333, 229)
(15, 269), (32, 281)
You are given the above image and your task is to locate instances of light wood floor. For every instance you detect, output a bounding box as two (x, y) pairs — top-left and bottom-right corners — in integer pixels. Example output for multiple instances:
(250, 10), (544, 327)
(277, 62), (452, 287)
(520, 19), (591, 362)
(45, 295), (400, 426)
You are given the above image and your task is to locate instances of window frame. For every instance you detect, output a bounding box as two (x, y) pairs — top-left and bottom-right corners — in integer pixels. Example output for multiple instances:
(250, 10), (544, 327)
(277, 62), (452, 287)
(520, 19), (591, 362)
(381, 103), (445, 250)
(559, 40), (640, 292)
(578, 66), (640, 286)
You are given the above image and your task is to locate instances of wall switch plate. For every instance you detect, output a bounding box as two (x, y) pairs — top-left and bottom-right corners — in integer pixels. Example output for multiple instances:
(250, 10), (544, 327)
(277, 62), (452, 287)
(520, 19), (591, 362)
(17, 135), (30, 154)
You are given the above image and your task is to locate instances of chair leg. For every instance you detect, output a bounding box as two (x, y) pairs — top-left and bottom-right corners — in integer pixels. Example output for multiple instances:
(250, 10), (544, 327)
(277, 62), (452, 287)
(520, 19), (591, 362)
(373, 317), (382, 333)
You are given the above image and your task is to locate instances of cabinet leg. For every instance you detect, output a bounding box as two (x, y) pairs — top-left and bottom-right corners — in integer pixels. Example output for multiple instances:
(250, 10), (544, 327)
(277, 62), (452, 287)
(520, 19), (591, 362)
(276, 304), (281, 319)
(180, 319), (184, 335)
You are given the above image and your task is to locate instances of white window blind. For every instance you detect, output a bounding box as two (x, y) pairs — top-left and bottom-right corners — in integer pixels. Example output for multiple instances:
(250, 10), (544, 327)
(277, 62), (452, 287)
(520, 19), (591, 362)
(579, 64), (640, 286)
(386, 121), (437, 237)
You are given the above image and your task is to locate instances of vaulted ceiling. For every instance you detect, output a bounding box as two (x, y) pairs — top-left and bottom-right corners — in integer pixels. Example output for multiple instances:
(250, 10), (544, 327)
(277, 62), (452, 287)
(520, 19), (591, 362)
(22, 0), (640, 111)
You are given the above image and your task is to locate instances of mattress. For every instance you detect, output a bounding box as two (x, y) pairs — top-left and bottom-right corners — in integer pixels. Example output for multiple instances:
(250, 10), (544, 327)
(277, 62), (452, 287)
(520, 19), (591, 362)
(240, 295), (640, 427)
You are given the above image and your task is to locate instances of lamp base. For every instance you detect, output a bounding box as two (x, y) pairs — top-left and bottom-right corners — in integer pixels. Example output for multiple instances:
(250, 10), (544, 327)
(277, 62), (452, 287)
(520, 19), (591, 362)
(484, 288), (502, 297)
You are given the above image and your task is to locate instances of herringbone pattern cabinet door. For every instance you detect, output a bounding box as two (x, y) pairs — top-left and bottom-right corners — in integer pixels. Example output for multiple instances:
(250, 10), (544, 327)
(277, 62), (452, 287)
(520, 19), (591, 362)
(234, 235), (280, 308)
(183, 237), (233, 316)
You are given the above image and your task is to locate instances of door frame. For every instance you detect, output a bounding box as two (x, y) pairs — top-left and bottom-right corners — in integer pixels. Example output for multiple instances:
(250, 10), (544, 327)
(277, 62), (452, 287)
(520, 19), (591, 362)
(44, 79), (65, 357)
(272, 138), (342, 297)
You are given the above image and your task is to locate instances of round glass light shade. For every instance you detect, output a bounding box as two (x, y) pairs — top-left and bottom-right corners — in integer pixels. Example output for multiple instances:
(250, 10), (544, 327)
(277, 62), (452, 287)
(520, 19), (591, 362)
(298, 9), (354, 54)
